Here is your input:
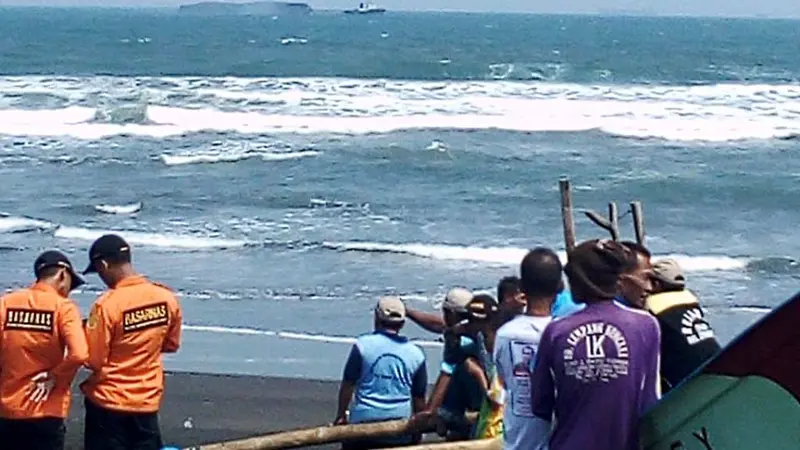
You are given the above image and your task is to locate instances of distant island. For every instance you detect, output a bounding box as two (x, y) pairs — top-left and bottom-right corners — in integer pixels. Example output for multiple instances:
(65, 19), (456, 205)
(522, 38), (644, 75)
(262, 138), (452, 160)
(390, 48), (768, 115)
(178, 1), (312, 15)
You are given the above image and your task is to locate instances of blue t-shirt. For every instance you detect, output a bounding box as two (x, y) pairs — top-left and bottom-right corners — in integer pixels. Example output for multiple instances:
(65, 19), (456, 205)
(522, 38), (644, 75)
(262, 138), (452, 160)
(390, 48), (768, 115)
(343, 331), (427, 424)
(440, 333), (484, 414)
(551, 290), (583, 318)
(441, 334), (478, 375)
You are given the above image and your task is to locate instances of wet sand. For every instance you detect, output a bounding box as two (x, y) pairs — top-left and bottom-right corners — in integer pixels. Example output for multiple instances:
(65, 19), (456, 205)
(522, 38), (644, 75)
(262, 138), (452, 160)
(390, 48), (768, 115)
(65, 372), (341, 450)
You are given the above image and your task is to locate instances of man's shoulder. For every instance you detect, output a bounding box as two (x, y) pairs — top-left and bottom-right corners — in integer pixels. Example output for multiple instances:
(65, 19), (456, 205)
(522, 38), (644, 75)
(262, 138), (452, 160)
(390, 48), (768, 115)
(496, 316), (523, 336)
(355, 331), (376, 344)
(611, 301), (656, 320)
(612, 302), (660, 335)
(111, 279), (179, 308)
(92, 290), (115, 308)
(495, 322), (514, 340)
(355, 331), (407, 346)
(139, 279), (178, 299)
(6, 287), (74, 309)
(55, 295), (81, 312)
(543, 305), (652, 335)
(407, 341), (427, 360)
(442, 332), (476, 361)
(647, 290), (699, 315)
(0, 288), (27, 304)
(497, 315), (550, 338)
(544, 309), (587, 331)
(149, 280), (178, 296)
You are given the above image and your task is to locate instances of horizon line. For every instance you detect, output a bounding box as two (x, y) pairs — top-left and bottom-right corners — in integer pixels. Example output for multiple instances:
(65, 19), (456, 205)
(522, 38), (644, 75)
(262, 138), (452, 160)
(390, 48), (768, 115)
(0, 4), (798, 20)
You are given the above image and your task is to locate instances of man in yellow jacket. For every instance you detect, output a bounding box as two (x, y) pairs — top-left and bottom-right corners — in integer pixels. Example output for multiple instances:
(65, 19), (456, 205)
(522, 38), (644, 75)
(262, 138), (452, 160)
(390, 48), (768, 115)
(646, 258), (721, 392)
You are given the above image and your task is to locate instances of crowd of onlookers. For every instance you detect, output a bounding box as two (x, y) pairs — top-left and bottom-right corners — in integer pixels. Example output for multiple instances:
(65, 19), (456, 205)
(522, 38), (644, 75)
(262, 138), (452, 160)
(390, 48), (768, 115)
(335, 238), (722, 450)
(0, 232), (724, 450)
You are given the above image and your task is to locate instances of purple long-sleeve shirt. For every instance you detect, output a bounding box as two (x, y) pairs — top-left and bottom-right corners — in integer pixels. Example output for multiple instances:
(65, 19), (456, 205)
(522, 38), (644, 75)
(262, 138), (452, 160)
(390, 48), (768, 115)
(530, 301), (661, 450)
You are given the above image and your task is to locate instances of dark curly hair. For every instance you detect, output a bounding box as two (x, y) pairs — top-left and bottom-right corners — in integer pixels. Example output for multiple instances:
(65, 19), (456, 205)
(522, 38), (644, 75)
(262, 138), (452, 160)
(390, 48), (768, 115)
(564, 239), (634, 302)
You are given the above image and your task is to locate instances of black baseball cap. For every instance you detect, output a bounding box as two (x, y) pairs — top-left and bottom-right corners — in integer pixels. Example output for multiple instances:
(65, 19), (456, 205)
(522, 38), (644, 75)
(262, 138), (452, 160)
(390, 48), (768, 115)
(466, 294), (499, 322)
(34, 250), (85, 291)
(82, 234), (131, 274)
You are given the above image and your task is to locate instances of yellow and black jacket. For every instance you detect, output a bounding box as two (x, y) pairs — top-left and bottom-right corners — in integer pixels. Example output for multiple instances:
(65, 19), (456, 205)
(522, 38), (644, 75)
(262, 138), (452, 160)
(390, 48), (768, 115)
(646, 289), (721, 392)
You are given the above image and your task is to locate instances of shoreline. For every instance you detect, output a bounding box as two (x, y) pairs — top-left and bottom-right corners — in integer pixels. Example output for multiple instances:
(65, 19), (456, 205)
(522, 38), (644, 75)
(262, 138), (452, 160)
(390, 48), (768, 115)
(66, 371), (341, 450)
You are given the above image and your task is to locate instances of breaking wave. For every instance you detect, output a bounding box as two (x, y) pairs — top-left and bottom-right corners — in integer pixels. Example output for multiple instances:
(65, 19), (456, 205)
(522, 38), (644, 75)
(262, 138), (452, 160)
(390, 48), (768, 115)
(0, 214), (54, 233)
(94, 202), (143, 215)
(2, 76), (800, 142)
(0, 212), (787, 275)
(54, 226), (248, 250)
(161, 150), (320, 166)
(322, 241), (751, 272)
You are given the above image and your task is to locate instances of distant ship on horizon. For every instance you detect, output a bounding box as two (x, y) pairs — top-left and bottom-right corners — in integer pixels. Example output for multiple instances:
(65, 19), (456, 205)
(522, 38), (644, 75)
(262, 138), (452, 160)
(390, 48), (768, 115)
(343, 3), (386, 14)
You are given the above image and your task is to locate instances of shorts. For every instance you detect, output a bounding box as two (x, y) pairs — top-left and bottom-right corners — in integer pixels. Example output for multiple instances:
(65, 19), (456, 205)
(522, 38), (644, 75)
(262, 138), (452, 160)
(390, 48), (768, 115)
(441, 364), (483, 413)
(84, 398), (163, 450)
(438, 364), (481, 439)
(437, 407), (473, 440)
(0, 416), (65, 450)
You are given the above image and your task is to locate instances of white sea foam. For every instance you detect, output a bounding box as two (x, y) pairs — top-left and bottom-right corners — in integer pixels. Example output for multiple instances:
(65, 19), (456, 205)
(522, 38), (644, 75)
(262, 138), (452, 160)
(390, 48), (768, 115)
(94, 202), (143, 215)
(0, 215), (54, 233)
(161, 152), (256, 166)
(55, 226), (248, 249)
(280, 37), (308, 45)
(260, 150), (320, 161)
(322, 241), (749, 272)
(161, 150), (319, 165)
(1, 76), (800, 142)
(160, 140), (320, 166)
(726, 306), (772, 313)
(184, 324), (442, 347)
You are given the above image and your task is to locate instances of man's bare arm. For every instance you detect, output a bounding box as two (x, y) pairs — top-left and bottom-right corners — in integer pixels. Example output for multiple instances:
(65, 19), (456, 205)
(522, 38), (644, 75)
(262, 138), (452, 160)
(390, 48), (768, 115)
(335, 381), (355, 425)
(406, 308), (446, 334)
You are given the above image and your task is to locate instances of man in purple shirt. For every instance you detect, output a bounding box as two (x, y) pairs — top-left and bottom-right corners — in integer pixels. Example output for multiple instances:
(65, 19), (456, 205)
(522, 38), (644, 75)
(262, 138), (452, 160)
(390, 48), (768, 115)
(529, 239), (661, 450)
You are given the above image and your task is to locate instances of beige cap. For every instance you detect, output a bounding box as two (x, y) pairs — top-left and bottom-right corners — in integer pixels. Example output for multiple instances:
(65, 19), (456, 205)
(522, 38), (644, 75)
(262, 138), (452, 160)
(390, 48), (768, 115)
(652, 258), (686, 289)
(442, 287), (473, 313)
(375, 296), (406, 323)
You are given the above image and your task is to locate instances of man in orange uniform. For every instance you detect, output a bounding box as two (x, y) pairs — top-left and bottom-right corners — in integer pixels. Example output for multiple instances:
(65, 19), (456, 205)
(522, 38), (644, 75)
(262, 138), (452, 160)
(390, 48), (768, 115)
(80, 234), (182, 450)
(0, 250), (89, 450)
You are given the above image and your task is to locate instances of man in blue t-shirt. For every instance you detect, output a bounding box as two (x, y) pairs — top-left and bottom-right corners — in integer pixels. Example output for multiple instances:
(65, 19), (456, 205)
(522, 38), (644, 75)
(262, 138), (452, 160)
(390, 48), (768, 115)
(551, 282), (583, 318)
(497, 275), (582, 321)
(335, 296), (428, 449)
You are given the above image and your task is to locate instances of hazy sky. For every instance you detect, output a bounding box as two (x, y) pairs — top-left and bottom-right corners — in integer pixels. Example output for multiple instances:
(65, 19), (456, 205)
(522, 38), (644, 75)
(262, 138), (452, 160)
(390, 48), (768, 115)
(2, 0), (800, 18)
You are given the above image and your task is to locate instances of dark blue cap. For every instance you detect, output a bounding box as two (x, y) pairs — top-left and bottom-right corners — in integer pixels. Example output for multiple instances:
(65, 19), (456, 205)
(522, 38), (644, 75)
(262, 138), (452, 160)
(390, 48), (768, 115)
(82, 234), (131, 275)
(34, 250), (85, 291)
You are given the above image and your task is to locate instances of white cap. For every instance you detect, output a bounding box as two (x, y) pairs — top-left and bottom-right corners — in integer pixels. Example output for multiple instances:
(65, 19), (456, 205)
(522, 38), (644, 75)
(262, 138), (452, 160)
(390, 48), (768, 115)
(442, 287), (473, 313)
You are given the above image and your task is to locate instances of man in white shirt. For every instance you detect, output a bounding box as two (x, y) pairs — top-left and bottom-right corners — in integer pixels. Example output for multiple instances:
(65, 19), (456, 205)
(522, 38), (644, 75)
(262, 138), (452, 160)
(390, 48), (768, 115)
(494, 247), (563, 450)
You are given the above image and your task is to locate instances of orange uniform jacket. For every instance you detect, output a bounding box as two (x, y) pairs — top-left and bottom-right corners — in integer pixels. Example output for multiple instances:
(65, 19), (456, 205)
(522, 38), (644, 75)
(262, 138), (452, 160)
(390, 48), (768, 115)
(0, 283), (89, 419)
(81, 275), (182, 413)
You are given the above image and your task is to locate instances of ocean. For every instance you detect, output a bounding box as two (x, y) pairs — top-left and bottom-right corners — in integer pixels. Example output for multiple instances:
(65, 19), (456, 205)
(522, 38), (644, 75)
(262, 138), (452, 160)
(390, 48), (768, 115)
(0, 8), (798, 381)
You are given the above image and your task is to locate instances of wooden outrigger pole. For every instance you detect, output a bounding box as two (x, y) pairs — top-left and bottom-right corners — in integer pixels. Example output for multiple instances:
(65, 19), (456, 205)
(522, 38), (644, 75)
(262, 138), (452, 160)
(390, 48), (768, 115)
(630, 201), (646, 246)
(190, 413), (478, 450)
(559, 177), (577, 253)
(560, 178), (646, 245)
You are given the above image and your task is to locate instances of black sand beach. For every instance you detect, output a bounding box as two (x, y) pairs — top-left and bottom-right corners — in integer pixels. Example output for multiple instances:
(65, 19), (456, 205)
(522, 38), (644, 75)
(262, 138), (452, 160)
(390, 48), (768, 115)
(65, 372), (340, 450)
